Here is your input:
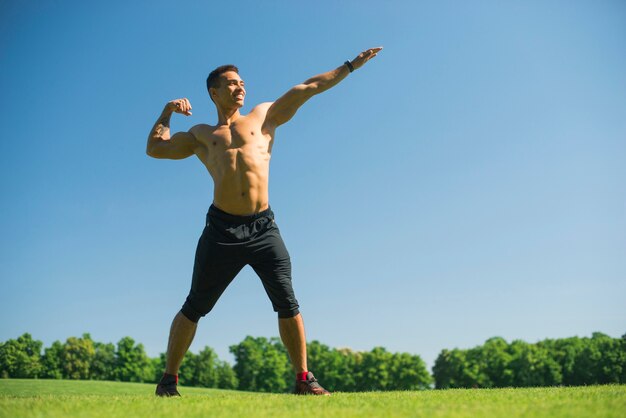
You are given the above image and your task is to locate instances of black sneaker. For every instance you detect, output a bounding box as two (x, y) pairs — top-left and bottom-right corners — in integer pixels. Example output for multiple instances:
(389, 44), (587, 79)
(155, 374), (181, 397)
(294, 372), (330, 396)
(155, 382), (180, 397)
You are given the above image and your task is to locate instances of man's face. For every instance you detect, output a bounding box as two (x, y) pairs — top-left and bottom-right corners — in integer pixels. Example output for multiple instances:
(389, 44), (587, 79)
(212, 71), (246, 108)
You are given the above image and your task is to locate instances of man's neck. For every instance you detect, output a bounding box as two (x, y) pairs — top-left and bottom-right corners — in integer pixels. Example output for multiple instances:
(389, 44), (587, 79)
(216, 105), (242, 126)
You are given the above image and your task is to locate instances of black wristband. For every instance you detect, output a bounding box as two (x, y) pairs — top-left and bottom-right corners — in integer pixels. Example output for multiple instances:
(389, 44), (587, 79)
(344, 60), (354, 73)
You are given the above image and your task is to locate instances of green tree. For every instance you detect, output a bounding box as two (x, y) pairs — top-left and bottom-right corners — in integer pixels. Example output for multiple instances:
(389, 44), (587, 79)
(216, 360), (238, 389)
(432, 348), (454, 389)
(571, 332), (625, 385)
(480, 337), (513, 387)
(230, 336), (291, 393)
(115, 337), (154, 382)
(548, 336), (584, 385)
(462, 346), (491, 387)
(62, 334), (95, 379)
(357, 347), (393, 391)
(571, 335), (601, 384)
(388, 352), (431, 390)
(156, 348), (237, 389)
(593, 332), (625, 384)
(178, 351), (198, 386)
(195, 346), (219, 387)
(0, 333), (43, 378)
(334, 348), (363, 391)
(618, 334), (626, 383)
(434, 344), (495, 389)
(177, 347), (224, 388)
(152, 353), (166, 383)
(40, 340), (64, 379)
(508, 340), (562, 387)
(91, 341), (116, 381)
(306, 341), (345, 391)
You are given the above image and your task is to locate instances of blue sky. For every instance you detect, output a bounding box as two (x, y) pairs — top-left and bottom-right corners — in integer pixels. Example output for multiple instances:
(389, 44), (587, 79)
(1, 0), (625, 369)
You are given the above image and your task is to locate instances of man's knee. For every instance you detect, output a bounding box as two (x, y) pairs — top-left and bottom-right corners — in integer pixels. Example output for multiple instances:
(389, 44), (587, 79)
(180, 304), (203, 323)
(181, 289), (223, 323)
(277, 307), (300, 319)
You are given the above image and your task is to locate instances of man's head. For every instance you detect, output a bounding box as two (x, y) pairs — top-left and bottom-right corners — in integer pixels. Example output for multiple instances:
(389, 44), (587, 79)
(206, 65), (246, 108)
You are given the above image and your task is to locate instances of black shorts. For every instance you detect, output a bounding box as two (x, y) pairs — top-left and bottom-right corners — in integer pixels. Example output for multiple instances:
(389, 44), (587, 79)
(180, 205), (300, 322)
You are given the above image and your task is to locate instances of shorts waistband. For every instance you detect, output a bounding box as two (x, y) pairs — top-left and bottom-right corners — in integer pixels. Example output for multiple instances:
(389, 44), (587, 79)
(208, 204), (274, 224)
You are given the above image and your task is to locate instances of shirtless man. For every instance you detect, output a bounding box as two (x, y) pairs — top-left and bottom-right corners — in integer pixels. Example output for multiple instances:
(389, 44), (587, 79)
(147, 47), (382, 396)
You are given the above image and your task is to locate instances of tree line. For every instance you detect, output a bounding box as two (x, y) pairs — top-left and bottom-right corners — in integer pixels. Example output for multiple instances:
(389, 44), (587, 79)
(230, 336), (431, 392)
(1, 332), (624, 392)
(0, 333), (238, 389)
(0, 333), (430, 391)
(433, 332), (626, 388)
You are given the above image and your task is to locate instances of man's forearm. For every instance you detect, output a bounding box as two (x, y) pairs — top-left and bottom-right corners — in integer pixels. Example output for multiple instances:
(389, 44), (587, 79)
(303, 47), (382, 95)
(147, 107), (173, 150)
(302, 63), (351, 95)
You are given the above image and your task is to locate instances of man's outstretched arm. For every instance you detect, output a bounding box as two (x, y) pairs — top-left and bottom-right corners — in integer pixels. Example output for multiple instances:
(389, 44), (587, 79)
(263, 47), (383, 129)
(146, 98), (198, 160)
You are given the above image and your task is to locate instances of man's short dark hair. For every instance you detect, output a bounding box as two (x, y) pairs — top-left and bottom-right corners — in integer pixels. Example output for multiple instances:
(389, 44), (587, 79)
(206, 65), (239, 98)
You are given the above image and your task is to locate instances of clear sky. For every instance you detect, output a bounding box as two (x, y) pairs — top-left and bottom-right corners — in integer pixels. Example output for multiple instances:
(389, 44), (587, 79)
(1, 0), (625, 369)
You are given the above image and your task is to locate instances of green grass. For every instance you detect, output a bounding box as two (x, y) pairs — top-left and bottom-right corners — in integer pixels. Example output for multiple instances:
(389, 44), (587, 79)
(1, 379), (625, 418)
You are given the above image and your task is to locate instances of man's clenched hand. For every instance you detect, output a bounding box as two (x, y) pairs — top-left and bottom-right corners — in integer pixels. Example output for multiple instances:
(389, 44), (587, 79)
(167, 98), (193, 116)
(350, 47), (383, 71)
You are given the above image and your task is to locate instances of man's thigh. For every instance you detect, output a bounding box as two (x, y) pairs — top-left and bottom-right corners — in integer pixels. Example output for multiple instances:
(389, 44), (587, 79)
(248, 228), (300, 318)
(181, 227), (246, 322)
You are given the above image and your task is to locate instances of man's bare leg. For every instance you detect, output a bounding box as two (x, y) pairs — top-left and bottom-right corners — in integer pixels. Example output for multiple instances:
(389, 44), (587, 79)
(165, 311), (198, 375)
(278, 313), (307, 373)
(281, 313), (330, 395)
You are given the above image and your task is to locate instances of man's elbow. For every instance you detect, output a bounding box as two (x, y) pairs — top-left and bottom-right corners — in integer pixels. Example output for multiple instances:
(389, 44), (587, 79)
(292, 82), (316, 97)
(146, 144), (163, 159)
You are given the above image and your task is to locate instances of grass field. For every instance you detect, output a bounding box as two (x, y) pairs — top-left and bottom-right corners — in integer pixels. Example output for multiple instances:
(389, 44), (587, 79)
(1, 379), (625, 418)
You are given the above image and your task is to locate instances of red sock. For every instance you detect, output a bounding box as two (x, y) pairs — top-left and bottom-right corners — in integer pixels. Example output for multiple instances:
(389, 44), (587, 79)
(297, 371), (309, 381)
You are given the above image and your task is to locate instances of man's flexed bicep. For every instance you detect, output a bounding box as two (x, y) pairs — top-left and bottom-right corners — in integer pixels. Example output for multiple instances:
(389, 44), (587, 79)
(147, 131), (198, 160)
(146, 98), (198, 160)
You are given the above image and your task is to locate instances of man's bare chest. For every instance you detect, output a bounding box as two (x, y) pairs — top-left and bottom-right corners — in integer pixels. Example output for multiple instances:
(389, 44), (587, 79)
(193, 121), (273, 167)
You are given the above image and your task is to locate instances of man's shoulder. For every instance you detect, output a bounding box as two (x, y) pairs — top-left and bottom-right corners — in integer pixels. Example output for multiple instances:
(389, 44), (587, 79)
(190, 123), (214, 133)
(188, 124), (215, 142)
(249, 102), (274, 116)
(190, 123), (214, 130)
